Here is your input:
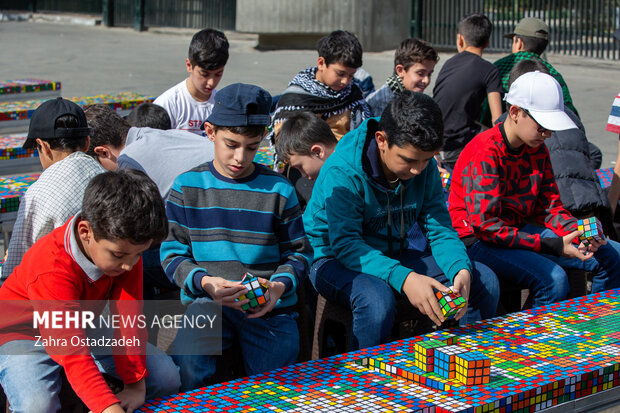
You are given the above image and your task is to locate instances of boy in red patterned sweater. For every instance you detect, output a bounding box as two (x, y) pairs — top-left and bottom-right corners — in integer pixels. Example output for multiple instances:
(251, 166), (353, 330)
(449, 71), (620, 308)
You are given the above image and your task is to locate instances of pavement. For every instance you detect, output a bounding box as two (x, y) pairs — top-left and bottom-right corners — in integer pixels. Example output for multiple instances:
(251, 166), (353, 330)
(1, 19), (619, 166)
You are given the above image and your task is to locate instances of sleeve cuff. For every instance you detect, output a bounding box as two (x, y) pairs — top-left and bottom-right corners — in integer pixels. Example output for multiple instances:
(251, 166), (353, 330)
(540, 237), (564, 256)
(271, 276), (294, 295)
(192, 270), (207, 293)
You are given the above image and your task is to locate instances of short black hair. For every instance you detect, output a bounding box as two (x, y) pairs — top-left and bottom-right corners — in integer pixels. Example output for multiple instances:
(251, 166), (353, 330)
(275, 112), (337, 162)
(394, 38), (439, 70)
(379, 91), (443, 151)
(125, 103), (171, 130)
(84, 104), (130, 157)
(317, 30), (363, 68)
(212, 124), (266, 139)
(515, 35), (549, 55)
(188, 28), (229, 70)
(507, 59), (550, 88)
(39, 114), (88, 152)
(457, 13), (493, 48)
(81, 169), (168, 245)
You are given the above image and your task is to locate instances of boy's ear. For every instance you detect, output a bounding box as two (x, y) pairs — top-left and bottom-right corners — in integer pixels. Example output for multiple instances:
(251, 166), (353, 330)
(35, 138), (53, 158)
(93, 145), (113, 160)
(395, 64), (406, 78)
(375, 130), (388, 151)
(508, 105), (521, 122)
(512, 36), (524, 53)
(185, 58), (193, 73)
(310, 144), (325, 159)
(317, 56), (327, 71)
(77, 219), (93, 244)
(456, 33), (465, 50)
(204, 122), (216, 141)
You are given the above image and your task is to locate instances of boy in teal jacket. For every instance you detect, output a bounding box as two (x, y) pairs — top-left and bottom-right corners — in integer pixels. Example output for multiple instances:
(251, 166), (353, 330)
(303, 91), (499, 350)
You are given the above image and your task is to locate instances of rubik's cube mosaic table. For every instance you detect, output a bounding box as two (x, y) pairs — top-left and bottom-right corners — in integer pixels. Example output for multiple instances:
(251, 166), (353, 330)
(0, 79), (61, 102)
(0, 92), (154, 132)
(140, 290), (620, 412)
(0, 135), (36, 159)
(0, 173), (39, 213)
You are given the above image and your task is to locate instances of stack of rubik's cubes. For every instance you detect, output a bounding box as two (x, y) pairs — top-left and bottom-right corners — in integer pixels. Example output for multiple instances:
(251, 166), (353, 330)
(577, 216), (605, 246)
(435, 289), (466, 321)
(237, 272), (270, 311)
(454, 351), (491, 385)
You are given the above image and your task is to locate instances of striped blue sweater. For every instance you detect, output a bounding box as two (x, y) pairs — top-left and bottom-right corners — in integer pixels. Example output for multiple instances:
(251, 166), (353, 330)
(161, 162), (312, 307)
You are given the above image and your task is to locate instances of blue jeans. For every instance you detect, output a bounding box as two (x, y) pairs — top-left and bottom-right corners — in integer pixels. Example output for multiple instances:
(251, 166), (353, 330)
(171, 299), (299, 392)
(0, 340), (179, 413)
(468, 224), (620, 308)
(309, 249), (499, 350)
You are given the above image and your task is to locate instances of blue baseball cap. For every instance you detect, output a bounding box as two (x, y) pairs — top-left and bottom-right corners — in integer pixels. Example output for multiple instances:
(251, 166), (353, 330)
(205, 83), (272, 128)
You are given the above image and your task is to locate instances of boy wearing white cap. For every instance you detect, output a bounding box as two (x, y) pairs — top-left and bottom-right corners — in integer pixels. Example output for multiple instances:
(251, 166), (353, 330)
(448, 71), (620, 308)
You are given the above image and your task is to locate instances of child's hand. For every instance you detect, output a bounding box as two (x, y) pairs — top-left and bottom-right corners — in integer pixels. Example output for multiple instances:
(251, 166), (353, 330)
(116, 379), (146, 413)
(583, 234), (607, 253)
(402, 272), (447, 326)
(96, 403), (125, 413)
(564, 230), (594, 261)
(201, 276), (248, 310)
(451, 269), (471, 320)
(246, 278), (286, 319)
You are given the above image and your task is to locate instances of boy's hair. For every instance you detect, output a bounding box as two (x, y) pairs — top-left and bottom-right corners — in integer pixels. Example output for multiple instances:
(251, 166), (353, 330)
(515, 35), (549, 55)
(275, 112), (337, 161)
(125, 103), (171, 130)
(379, 91), (443, 151)
(84, 104), (130, 156)
(212, 124), (266, 139)
(40, 115), (88, 152)
(394, 38), (439, 70)
(317, 30), (363, 68)
(81, 169), (168, 245)
(507, 59), (550, 88)
(188, 28), (229, 70)
(457, 13), (493, 48)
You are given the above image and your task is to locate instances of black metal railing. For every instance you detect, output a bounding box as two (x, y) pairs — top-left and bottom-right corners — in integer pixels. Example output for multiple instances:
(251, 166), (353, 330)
(411, 0), (620, 60)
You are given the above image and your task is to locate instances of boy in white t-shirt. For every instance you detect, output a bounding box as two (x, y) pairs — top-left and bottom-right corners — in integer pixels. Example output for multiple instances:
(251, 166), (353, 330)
(154, 29), (229, 135)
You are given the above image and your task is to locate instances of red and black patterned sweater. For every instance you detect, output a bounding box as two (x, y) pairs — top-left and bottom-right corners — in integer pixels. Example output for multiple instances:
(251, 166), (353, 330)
(448, 123), (577, 255)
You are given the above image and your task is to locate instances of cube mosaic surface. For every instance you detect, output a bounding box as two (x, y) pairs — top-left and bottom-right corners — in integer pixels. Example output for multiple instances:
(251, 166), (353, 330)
(0, 79), (61, 95)
(0, 92), (154, 123)
(139, 290), (620, 413)
(577, 216), (605, 246)
(0, 173), (40, 212)
(0, 135), (37, 160)
(436, 289), (466, 321)
(237, 272), (270, 311)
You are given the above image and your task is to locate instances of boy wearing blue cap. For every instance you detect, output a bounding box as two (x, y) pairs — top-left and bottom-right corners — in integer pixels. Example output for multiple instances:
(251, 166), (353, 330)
(161, 83), (312, 391)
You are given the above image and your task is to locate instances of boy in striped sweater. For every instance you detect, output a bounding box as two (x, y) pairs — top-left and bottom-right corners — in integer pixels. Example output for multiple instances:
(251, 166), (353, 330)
(161, 83), (312, 391)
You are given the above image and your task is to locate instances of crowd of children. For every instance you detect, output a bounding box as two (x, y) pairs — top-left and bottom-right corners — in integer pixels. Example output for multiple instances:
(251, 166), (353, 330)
(0, 16), (618, 413)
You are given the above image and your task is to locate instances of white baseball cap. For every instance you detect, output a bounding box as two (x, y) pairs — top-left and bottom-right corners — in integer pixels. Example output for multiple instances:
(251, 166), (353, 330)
(504, 71), (577, 131)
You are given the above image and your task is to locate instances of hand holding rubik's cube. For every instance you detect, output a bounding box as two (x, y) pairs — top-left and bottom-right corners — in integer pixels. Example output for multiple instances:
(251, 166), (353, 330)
(577, 216), (605, 247)
(435, 288), (466, 321)
(237, 272), (271, 311)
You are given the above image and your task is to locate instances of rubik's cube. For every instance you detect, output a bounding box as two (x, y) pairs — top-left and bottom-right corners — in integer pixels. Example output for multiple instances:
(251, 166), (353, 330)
(413, 339), (446, 372)
(440, 172), (451, 192)
(455, 351), (491, 385)
(577, 217), (605, 246)
(237, 272), (270, 311)
(434, 345), (469, 379)
(435, 289), (466, 321)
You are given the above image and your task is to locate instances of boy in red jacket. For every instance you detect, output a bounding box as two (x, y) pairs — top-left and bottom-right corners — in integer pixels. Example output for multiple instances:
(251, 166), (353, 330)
(0, 170), (179, 413)
(449, 71), (620, 307)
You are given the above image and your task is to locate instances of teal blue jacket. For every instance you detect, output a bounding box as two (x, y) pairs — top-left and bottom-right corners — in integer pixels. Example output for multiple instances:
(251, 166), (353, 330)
(302, 118), (471, 292)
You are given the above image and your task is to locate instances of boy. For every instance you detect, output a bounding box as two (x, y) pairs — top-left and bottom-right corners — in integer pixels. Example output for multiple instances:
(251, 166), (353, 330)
(0, 169), (179, 413)
(161, 83), (312, 391)
(1, 97), (104, 282)
(449, 71), (620, 308)
(85, 103), (214, 199)
(275, 112), (337, 209)
(366, 37), (439, 117)
(271, 30), (371, 141)
(154, 28), (228, 135)
(125, 102), (172, 130)
(492, 18), (579, 119)
(303, 91), (499, 351)
(433, 13), (503, 169)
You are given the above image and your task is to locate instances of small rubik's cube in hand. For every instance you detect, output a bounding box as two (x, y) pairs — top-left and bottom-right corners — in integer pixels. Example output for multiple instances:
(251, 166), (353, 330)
(455, 351), (491, 385)
(577, 216), (605, 246)
(441, 172), (452, 192)
(237, 272), (270, 311)
(435, 289), (466, 321)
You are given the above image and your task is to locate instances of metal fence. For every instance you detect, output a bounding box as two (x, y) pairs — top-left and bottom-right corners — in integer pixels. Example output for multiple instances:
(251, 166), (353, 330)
(112, 0), (236, 30)
(411, 0), (620, 59)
